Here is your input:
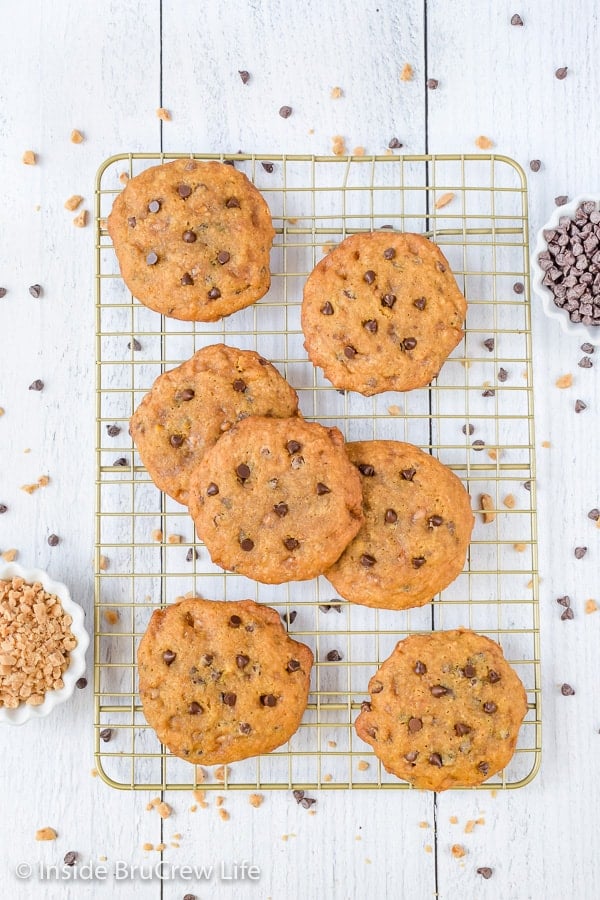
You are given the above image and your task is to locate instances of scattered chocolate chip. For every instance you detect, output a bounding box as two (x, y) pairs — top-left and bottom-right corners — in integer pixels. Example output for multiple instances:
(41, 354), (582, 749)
(363, 318), (378, 333)
(529, 159), (541, 172)
(483, 701), (497, 714)
(148, 199), (161, 213)
(429, 753), (443, 767)
(561, 607), (575, 620)
(524, 480), (531, 491)
(381, 293), (396, 308)
(321, 301), (334, 315)
(483, 338), (495, 352)
(581, 342), (595, 353)
(510, 13), (523, 25)
(482, 389), (495, 397)
(239, 722), (252, 734)
(360, 553), (376, 567)
(488, 670), (501, 683)
(217, 250), (231, 264)
(279, 105), (292, 118)
(557, 595), (571, 607)
(273, 502), (289, 517)
(402, 337), (417, 351)
(408, 717), (422, 733)
(513, 281), (525, 294)
(113, 457), (128, 466)
(29, 379), (44, 391)
(326, 650), (342, 662)
(261, 161), (274, 174)
(170, 434), (184, 448)
(358, 463), (375, 477)
(401, 468), (416, 481)
(260, 693), (277, 706)
(588, 508), (600, 521)
(388, 137), (402, 149)
(413, 296), (426, 310)
(364, 270), (376, 284)
(47, 534), (59, 547)
(385, 508), (398, 524)
(106, 424), (121, 437)
(236, 463), (251, 481)
(477, 867), (493, 880)
(574, 546), (587, 559)
(561, 683), (575, 695)
(146, 251), (158, 265)
(283, 537), (300, 551)
(383, 247), (396, 259)
(498, 367), (508, 382)
(178, 184), (192, 199)
(163, 650), (176, 666)
(316, 482), (331, 495)
(229, 615), (242, 628)
(555, 67), (568, 79)
(128, 338), (142, 351)
(455, 723), (471, 736)
(472, 440), (485, 451)
(575, 400), (587, 413)
(188, 701), (203, 714)
(428, 514), (443, 527)
(0, 505), (7, 514)
(292, 790), (305, 803)
(430, 684), (449, 697)
(283, 610), (297, 625)
(414, 661), (427, 675)
(0, 288), (7, 298)
(239, 70), (250, 84)
(64, 851), (78, 867)
(287, 659), (301, 672)
(206, 482), (219, 496)
(207, 287), (221, 299)
(300, 797), (316, 809)
(222, 692), (237, 707)
(29, 284), (42, 298)
(186, 548), (198, 562)
(412, 556), (426, 569)
(462, 424), (475, 435)
(240, 538), (254, 551)
(99, 727), (113, 744)
(226, 197), (240, 208)
(555, 195), (568, 207)
(426, 78), (439, 89)
(579, 356), (593, 368)
(75, 677), (87, 689)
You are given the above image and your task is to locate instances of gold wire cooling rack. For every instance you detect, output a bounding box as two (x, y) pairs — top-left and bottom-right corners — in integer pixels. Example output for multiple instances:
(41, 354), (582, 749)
(94, 152), (540, 792)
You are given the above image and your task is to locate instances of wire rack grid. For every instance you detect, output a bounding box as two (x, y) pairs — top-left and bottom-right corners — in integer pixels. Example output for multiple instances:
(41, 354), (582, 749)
(94, 152), (540, 792)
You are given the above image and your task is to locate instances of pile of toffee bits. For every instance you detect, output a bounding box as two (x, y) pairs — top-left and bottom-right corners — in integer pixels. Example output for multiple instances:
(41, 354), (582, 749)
(538, 200), (600, 325)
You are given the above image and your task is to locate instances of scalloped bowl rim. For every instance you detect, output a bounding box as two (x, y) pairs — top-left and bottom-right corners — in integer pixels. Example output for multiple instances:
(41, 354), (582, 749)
(0, 563), (89, 724)
(531, 193), (600, 346)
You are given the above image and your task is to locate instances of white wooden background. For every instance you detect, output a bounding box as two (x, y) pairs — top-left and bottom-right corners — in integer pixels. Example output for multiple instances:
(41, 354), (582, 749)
(0, 1), (598, 897)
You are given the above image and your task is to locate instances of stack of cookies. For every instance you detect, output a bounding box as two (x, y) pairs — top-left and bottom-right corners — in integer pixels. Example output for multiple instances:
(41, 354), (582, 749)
(108, 159), (528, 788)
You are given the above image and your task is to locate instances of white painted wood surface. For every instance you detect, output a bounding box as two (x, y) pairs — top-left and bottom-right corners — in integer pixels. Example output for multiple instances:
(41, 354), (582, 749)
(0, 0), (598, 898)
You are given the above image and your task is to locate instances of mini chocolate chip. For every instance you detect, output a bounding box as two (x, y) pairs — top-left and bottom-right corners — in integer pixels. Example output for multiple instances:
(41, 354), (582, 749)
(316, 482), (331, 495)
(99, 728), (112, 743)
(364, 270), (376, 284)
(217, 250), (231, 264)
(408, 717), (422, 733)
(588, 508), (600, 521)
(188, 701), (203, 714)
(229, 615), (242, 628)
(556, 596), (571, 607)
(561, 607), (575, 620)
(430, 684), (449, 697)
(201, 654), (213, 665)
(403, 337), (417, 351)
(29, 284), (42, 298)
(148, 199), (161, 213)
(510, 13), (523, 25)
(146, 251), (158, 265)
(524, 480), (531, 491)
(478, 761), (490, 775)
(462, 424), (475, 435)
(428, 514), (443, 527)
(381, 293), (396, 308)
(206, 482), (219, 496)
(273, 502), (289, 517)
(170, 434), (185, 448)
(47, 534), (59, 547)
(326, 650), (342, 661)
(113, 457), (128, 467)
(579, 356), (593, 368)
(75, 677), (87, 689)
(360, 553), (376, 567)
(581, 343), (595, 353)
(233, 655), (249, 671)
(128, 338), (142, 351)
(260, 693), (277, 706)
(106, 424), (121, 436)
(413, 296), (426, 310)
(483, 338), (495, 351)
(240, 538), (254, 551)
(300, 797), (316, 809)
(292, 790), (305, 803)
(236, 463), (251, 480)
(287, 659), (301, 672)
(186, 548), (198, 562)
(358, 463), (375, 476)
(561, 683), (575, 695)
(128, 216), (137, 227)
(574, 546), (587, 559)
(513, 281), (525, 294)
(404, 751), (419, 763)
(182, 230), (196, 243)
(385, 508), (398, 524)
(414, 661), (427, 675)
(426, 78), (439, 89)
(344, 345), (357, 358)
(383, 247), (396, 260)
(488, 670), (501, 684)
(555, 67), (568, 80)
(284, 537), (300, 551)
(472, 440), (486, 450)
(483, 701), (497, 714)
(361, 700), (372, 712)
(163, 650), (176, 666)
(401, 468), (416, 481)
(575, 400), (587, 413)
(177, 388), (195, 402)
(64, 851), (78, 867)
(321, 301), (334, 315)
(261, 161), (274, 173)
(388, 137), (402, 149)
(363, 319), (378, 333)
(279, 105), (292, 118)
(207, 287), (221, 299)
(530, 159), (541, 172)
(29, 379), (44, 391)
(412, 556), (426, 569)
(555, 195), (569, 206)
(477, 867), (493, 880)
(233, 378), (246, 392)
(0, 505), (7, 514)
(178, 184), (192, 198)
(239, 722), (252, 734)
(429, 753), (443, 767)
(222, 692), (237, 707)
(226, 197), (240, 208)
(498, 367), (508, 382)
(455, 723), (471, 736)
(283, 610), (297, 625)
(286, 440), (301, 455)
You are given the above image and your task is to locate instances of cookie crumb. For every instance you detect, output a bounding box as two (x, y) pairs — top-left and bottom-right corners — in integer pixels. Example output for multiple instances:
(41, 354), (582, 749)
(91, 768), (98, 777)
(513, 542), (527, 552)
(475, 135), (494, 149)
(65, 195), (83, 211)
(331, 86), (343, 99)
(541, 440), (551, 449)
(73, 210), (88, 228)
(435, 191), (455, 209)
(103, 609), (120, 625)
(585, 599), (598, 614)
(400, 63), (414, 81)
(215, 796), (224, 808)
(328, 740), (337, 748)
(70, 129), (84, 144)
(476, 817), (485, 825)
(249, 793), (264, 807)
(156, 107), (171, 121)
(189, 805), (197, 813)
(323, 773), (333, 782)
(424, 845), (432, 854)
(419, 821), (429, 829)
(35, 827), (57, 841)
(214, 765), (229, 782)
(142, 843), (153, 852)
(155, 843), (166, 852)
(464, 820), (476, 834)
(1, 549), (18, 562)
(353, 146), (366, 156)
(449, 816), (458, 824)
(332, 135), (347, 156)
(98, 555), (109, 571)
(156, 801), (172, 819)
(479, 493), (495, 523)
(119, 172), (130, 185)
(167, 534), (182, 544)
(487, 449), (498, 461)
(451, 844), (467, 859)
(151, 529), (163, 542)
(195, 766), (206, 784)
(22, 150), (37, 165)
(170, 842), (180, 849)
(503, 494), (516, 509)
(357, 760), (370, 771)
(556, 374), (573, 389)
(38, 475), (50, 487)
(387, 404), (401, 416)
(218, 809), (230, 821)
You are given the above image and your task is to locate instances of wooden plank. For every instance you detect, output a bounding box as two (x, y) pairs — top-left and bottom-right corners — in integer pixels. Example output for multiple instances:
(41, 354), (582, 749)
(427, 1), (600, 897)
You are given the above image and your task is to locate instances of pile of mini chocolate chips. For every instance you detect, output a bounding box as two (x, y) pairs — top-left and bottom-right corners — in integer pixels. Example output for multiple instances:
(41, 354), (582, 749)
(538, 200), (600, 325)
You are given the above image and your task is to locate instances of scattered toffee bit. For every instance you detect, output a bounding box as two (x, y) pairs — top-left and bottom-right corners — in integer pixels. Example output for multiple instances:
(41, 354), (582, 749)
(279, 105), (292, 118)
(388, 137), (403, 149)
(75, 677), (88, 690)
(29, 379), (44, 391)
(283, 610), (297, 625)
(462, 424), (475, 435)
(529, 159), (541, 172)
(555, 67), (568, 79)
(261, 162), (274, 173)
(561, 607), (574, 621)
(574, 546), (587, 559)
(47, 534), (59, 547)
(260, 693), (277, 706)
(575, 400), (587, 413)
(426, 78), (439, 89)
(64, 851), (78, 867)
(99, 728), (112, 743)
(240, 538), (254, 551)
(579, 356), (593, 368)
(238, 70), (250, 84)
(29, 284), (42, 298)
(510, 13), (523, 25)
(128, 338), (142, 351)
(483, 338), (495, 352)
(477, 867), (493, 879)
(326, 649), (342, 661)
(561, 683), (575, 696)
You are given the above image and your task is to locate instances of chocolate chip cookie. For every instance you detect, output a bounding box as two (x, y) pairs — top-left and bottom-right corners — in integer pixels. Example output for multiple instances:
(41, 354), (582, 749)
(325, 441), (474, 609)
(355, 629), (528, 790)
(130, 344), (299, 505)
(188, 416), (364, 583)
(138, 597), (313, 765)
(107, 159), (275, 321)
(301, 232), (467, 394)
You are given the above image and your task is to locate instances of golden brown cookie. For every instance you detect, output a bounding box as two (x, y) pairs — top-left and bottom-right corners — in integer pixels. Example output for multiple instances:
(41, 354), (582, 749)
(355, 629), (528, 790)
(325, 441), (474, 609)
(301, 232), (466, 395)
(107, 159), (275, 321)
(138, 597), (313, 765)
(130, 344), (299, 505)
(188, 416), (364, 583)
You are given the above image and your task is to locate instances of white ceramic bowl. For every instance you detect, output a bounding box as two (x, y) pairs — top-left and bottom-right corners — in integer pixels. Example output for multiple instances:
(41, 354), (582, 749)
(532, 194), (600, 345)
(0, 563), (89, 724)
